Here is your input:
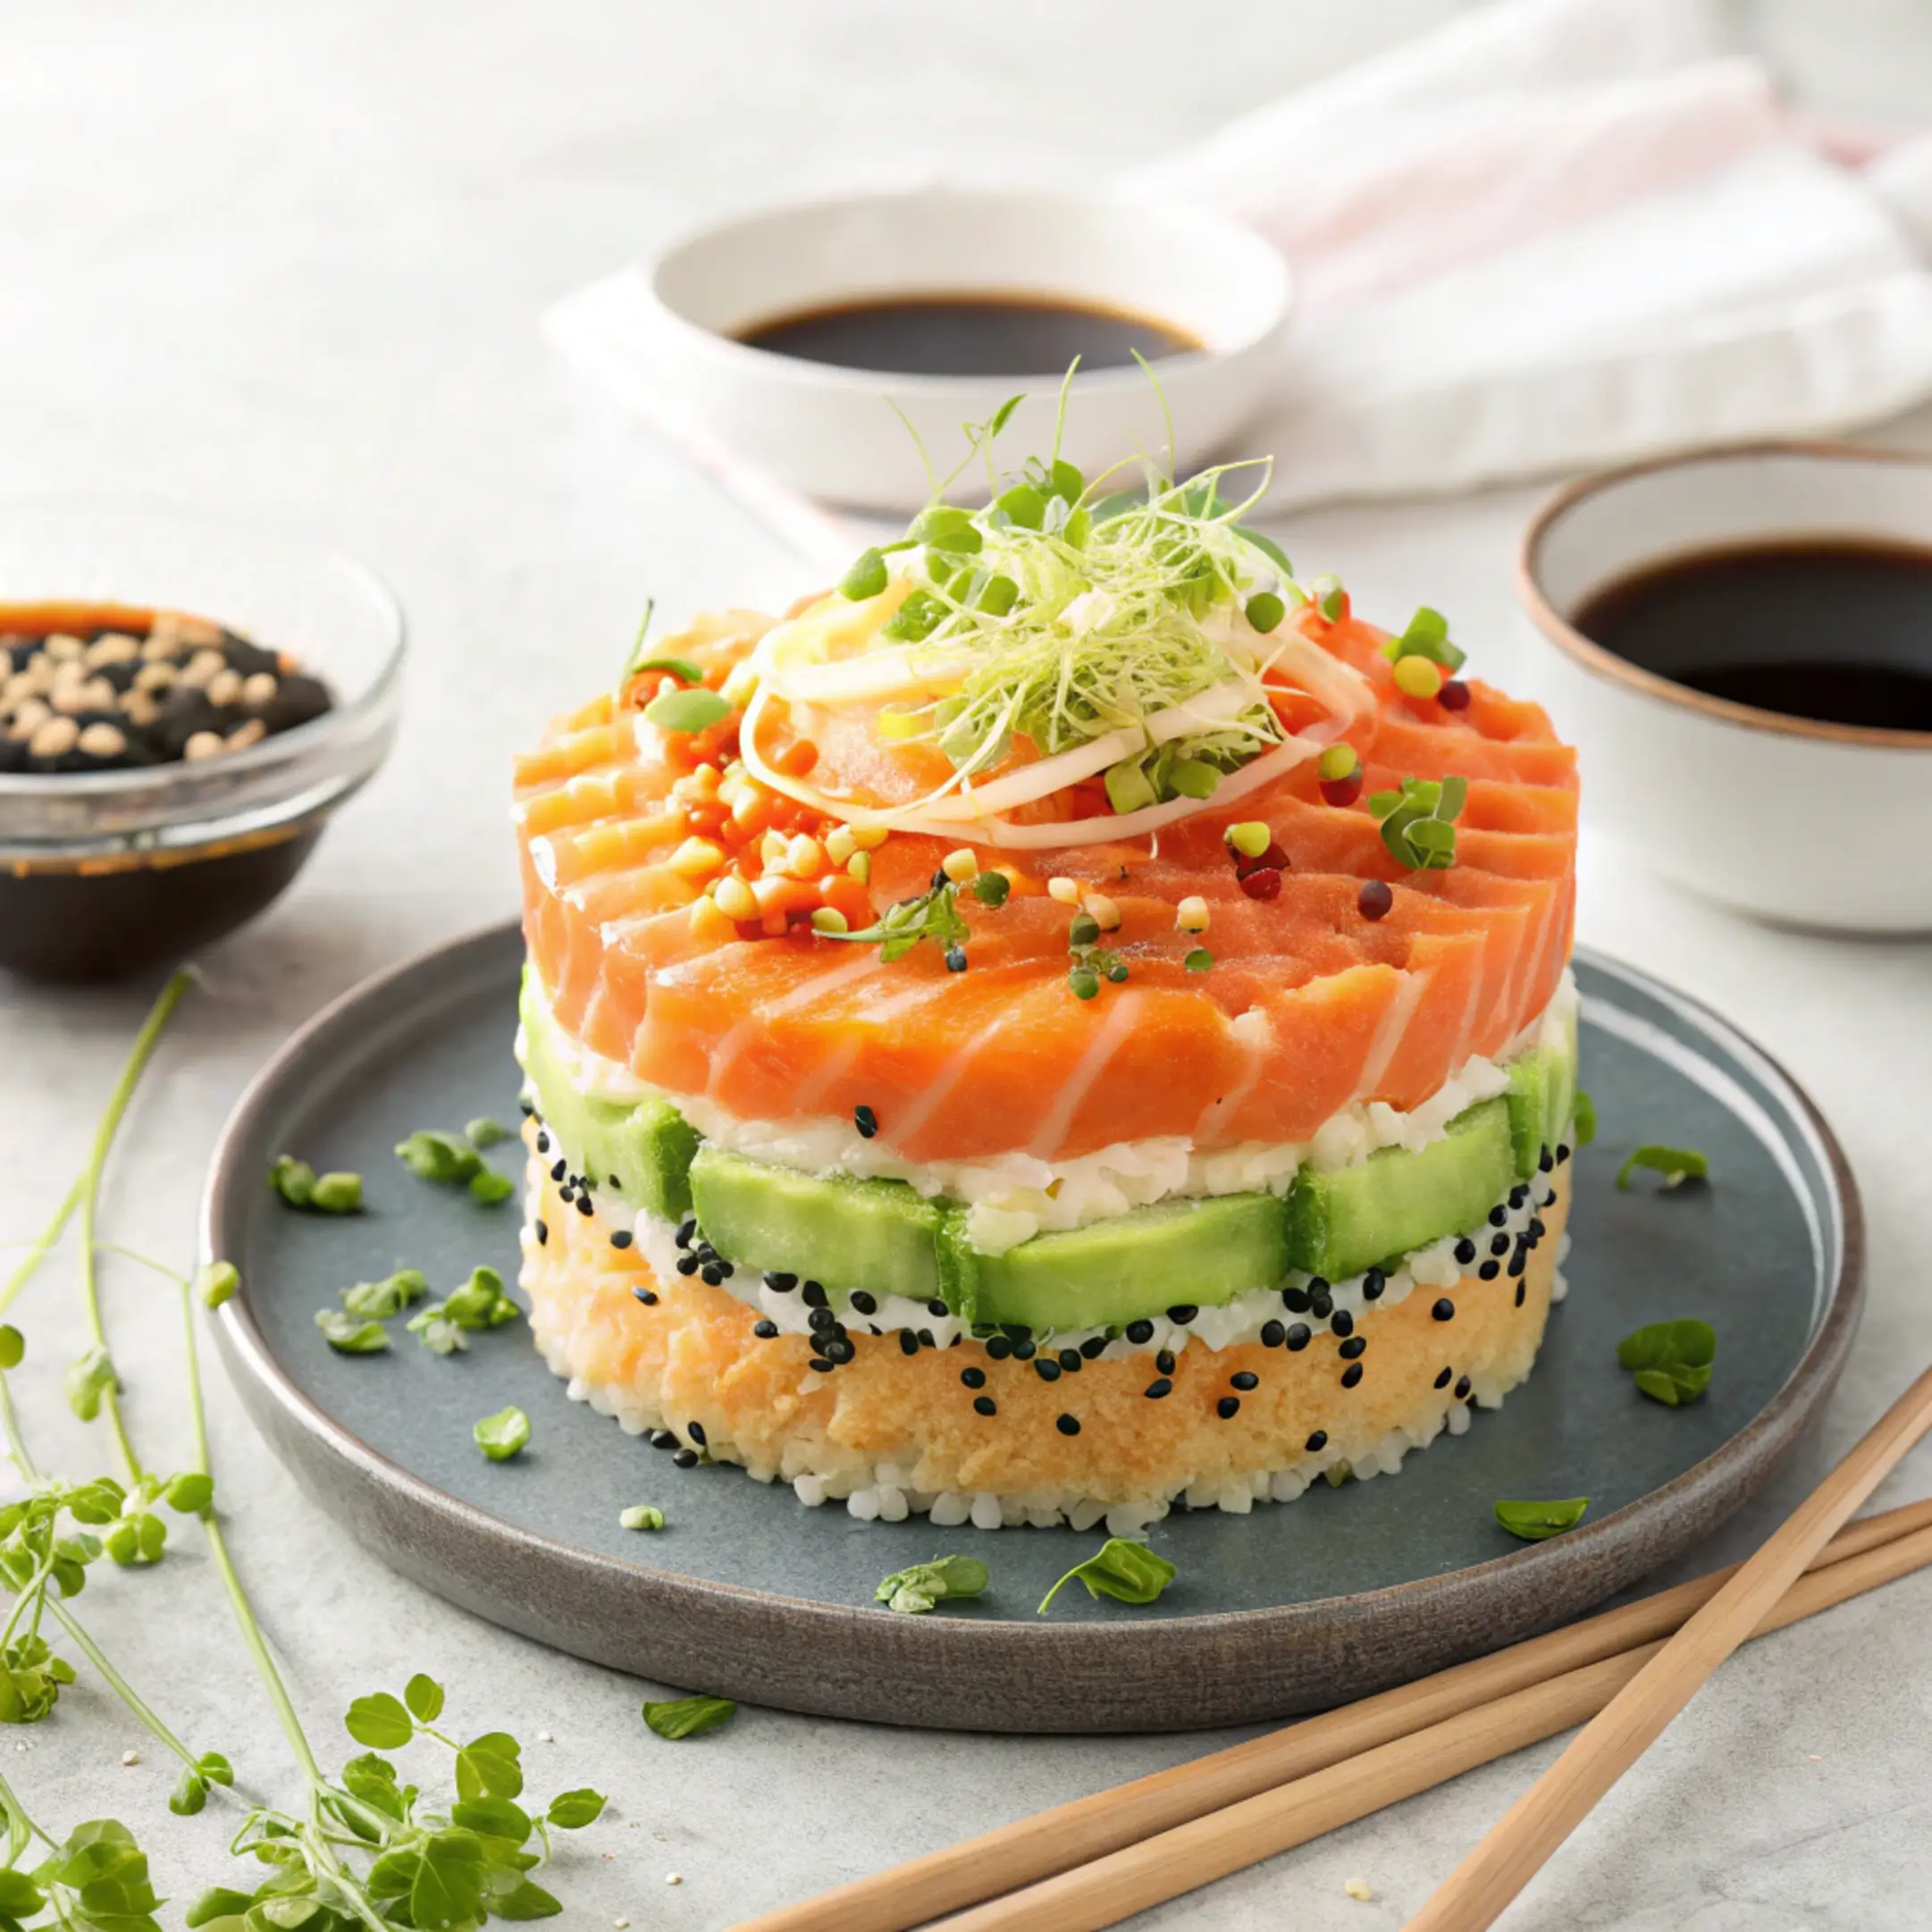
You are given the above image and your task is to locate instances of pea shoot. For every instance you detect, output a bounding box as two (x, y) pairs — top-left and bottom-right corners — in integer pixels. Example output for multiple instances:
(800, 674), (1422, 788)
(1368, 774), (1466, 871)
(1494, 1497), (1590, 1541)
(643, 1694), (736, 1741)
(875, 1554), (988, 1615)
(473, 1406), (532, 1462)
(1617, 1144), (1709, 1191)
(396, 1128), (517, 1205)
(620, 1505), (666, 1531)
(1037, 1537), (1177, 1615)
(643, 686), (732, 735)
(1617, 1318), (1717, 1407)
(269, 1155), (364, 1214)
(817, 878), (973, 966)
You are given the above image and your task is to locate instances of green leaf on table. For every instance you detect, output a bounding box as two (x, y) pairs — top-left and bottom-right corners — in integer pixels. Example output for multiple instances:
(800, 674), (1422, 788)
(104, 1510), (166, 1567)
(0, 1326), (21, 1371)
(169, 1768), (208, 1816)
(1037, 1537), (1176, 1615)
(186, 1887), (255, 1928)
(442, 1268), (520, 1331)
(642, 1694), (735, 1741)
(410, 1828), (487, 1929)
(163, 1472), (215, 1517)
(314, 1310), (389, 1355)
(544, 1788), (607, 1829)
(64, 1344), (118, 1422)
(473, 1407), (531, 1462)
(465, 1117), (513, 1149)
(404, 1672), (445, 1723)
(489, 1876), (565, 1919)
(344, 1692), (415, 1751)
(341, 1269), (429, 1320)
(1617, 1144), (1709, 1192)
(456, 1732), (524, 1802)
(395, 1130), (483, 1186)
(469, 1169), (516, 1205)
(268, 1155), (316, 1207)
(874, 1554), (988, 1616)
(1494, 1497), (1590, 1541)
(1617, 1318), (1718, 1407)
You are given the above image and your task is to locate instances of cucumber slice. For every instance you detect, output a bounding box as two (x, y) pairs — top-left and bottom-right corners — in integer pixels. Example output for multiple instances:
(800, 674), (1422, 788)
(689, 1147), (946, 1302)
(1288, 1096), (1516, 1281)
(938, 1195), (1289, 1331)
(520, 974), (700, 1221)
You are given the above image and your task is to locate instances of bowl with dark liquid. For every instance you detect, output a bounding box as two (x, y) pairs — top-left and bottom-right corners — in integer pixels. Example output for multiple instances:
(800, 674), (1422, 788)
(0, 503), (403, 980)
(639, 187), (1291, 508)
(1516, 443), (1932, 931)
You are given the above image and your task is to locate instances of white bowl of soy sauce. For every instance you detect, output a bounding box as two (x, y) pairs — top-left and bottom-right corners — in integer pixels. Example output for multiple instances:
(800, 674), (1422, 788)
(642, 187), (1291, 509)
(1516, 443), (1932, 933)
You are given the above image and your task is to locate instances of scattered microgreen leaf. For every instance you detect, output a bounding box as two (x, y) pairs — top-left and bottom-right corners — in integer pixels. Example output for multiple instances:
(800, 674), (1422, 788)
(643, 1695), (735, 1741)
(547, 1787), (607, 1829)
(63, 1344), (118, 1421)
(1037, 1537), (1176, 1615)
(0, 1324), (21, 1371)
(819, 878), (972, 965)
(268, 1155), (361, 1214)
(469, 1168), (516, 1205)
(1367, 774), (1466, 871)
(195, 1261), (239, 1309)
(875, 1554), (989, 1616)
(474, 1407), (531, 1462)
(1617, 1144), (1709, 1192)
(1184, 947), (1214, 971)
(619, 1505), (665, 1532)
(315, 1308), (391, 1354)
(466, 1117), (513, 1149)
(1617, 1318), (1717, 1407)
(970, 869), (1011, 909)
(1573, 1089), (1597, 1147)
(342, 1267), (430, 1321)
(396, 1129), (483, 1185)
(1382, 605), (1466, 673)
(1494, 1497), (1590, 1541)
(838, 547), (890, 601)
(643, 686), (732, 735)
(267, 1154), (315, 1207)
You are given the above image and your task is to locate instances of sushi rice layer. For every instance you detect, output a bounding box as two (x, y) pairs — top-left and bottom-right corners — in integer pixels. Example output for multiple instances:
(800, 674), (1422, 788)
(517, 1136), (1573, 1534)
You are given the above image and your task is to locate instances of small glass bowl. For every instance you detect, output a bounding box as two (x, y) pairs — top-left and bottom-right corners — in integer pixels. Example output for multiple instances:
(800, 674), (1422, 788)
(0, 502), (404, 980)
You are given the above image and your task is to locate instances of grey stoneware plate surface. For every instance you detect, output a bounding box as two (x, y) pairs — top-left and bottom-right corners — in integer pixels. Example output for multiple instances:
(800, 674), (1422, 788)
(203, 923), (1861, 1734)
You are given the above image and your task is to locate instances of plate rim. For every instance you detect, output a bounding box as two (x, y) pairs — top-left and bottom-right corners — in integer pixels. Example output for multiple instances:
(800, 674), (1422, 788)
(203, 920), (1864, 1732)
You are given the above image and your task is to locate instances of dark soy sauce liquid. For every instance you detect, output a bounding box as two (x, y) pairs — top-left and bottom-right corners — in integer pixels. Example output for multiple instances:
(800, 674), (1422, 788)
(1572, 539), (1932, 732)
(735, 294), (1199, 378)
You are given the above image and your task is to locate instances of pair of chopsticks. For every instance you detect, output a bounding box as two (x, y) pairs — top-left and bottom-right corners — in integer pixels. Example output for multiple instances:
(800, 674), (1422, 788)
(736, 1364), (1932, 1932)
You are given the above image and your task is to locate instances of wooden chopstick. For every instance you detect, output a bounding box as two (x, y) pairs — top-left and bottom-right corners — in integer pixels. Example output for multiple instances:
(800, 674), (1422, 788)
(1407, 1364), (1932, 1931)
(734, 1493), (1932, 1932)
(930, 1517), (1932, 1932)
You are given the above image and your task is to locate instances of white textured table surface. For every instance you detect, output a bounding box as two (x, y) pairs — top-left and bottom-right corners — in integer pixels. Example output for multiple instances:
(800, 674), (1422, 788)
(5, 4), (1932, 1926)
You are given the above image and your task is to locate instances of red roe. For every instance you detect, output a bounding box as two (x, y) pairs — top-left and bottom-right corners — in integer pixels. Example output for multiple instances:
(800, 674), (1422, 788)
(1233, 841), (1289, 880)
(1357, 879), (1394, 920)
(1239, 867), (1284, 902)
(1438, 679), (1472, 712)
(1319, 770), (1364, 808)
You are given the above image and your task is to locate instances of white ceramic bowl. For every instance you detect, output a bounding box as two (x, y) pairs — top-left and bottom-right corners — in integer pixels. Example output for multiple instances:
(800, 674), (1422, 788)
(643, 187), (1292, 510)
(1516, 443), (1932, 933)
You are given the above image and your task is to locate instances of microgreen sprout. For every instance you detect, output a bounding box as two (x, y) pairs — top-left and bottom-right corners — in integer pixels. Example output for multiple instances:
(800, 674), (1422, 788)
(396, 1130), (515, 1205)
(269, 1155), (364, 1214)
(1493, 1497), (1590, 1541)
(818, 878), (972, 966)
(1037, 1537), (1176, 1615)
(1382, 606), (1466, 673)
(473, 1407), (531, 1462)
(1368, 774), (1466, 870)
(464, 1117), (512, 1149)
(619, 1505), (665, 1532)
(875, 1554), (988, 1616)
(1617, 1144), (1709, 1192)
(642, 1695), (735, 1742)
(643, 686), (732, 735)
(1617, 1318), (1717, 1407)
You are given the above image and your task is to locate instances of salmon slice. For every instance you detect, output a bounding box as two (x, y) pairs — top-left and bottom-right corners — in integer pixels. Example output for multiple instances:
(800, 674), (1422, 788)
(515, 609), (1577, 1158)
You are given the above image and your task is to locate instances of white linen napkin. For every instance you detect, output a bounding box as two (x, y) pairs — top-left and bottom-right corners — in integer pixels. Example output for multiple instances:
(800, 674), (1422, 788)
(545, 0), (1932, 527)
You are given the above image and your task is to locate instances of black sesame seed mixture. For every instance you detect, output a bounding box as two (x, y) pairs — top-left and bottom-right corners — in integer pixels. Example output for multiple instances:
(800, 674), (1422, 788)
(0, 610), (332, 775)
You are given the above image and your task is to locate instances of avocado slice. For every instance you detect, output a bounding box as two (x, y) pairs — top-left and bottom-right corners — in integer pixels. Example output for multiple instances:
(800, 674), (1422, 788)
(1288, 1096), (1516, 1281)
(1504, 1027), (1581, 1177)
(519, 974), (701, 1221)
(937, 1195), (1289, 1331)
(689, 1147), (946, 1302)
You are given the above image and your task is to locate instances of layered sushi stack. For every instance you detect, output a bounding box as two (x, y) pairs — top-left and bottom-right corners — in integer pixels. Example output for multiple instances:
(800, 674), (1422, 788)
(513, 444), (1577, 1534)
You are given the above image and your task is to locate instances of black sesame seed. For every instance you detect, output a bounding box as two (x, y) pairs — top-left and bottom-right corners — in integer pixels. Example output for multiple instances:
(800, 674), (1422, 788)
(699, 1260), (723, 1282)
(1330, 1307), (1355, 1338)
(1455, 1375), (1472, 1399)
(1434, 1366), (1453, 1389)
(1080, 1335), (1107, 1359)
(557, 1187), (575, 1205)
(1491, 1232), (1510, 1257)
(1217, 1396), (1240, 1419)
(854, 1105), (878, 1139)
(1055, 1414), (1080, 1437)
(534, 1220), (548, 1246)
(945, 945), (968, 973)
(919, 1328), (937, 1348)
(1510, 1185), (1529, 1209)
(961, 1366), (986, 1389)
(802, 1281), (827, 1307)
(1125, 1319), (1155, 1344)
(1144, 1378), (1172, 1399)
(1306, 1429), (1328, 1452)
(1058, 1347), (1082, 1372)
(1539, 1147), (1555, 1173)
(851, 1290), (878, 1315)
(1035, 1359), (1062, 1382)
(973, 1395), (997, 1416)
(1167, 1304), (1198, 1324)
(1362, 1269), (1386, 1301)
(928, 1298), (949, 1318)
(686, 1422), (707, 1446)
(808, 1306), (836, 1331)
(808, 1358), (835, 1373)
(1454, 1239), (1476, 1265)
(672, 1448), (700, 1467)
(752, 1318), (777, 1337)
(1307, 1277), (1330, 1298)
(825, 1338), (855, 1363)
(986, 1336), (1012, 1360)
(520, 1099), (536, 1118)
(1231, 1371), (1259, 1390)
(931, 868), (948, 890)
(649, 1429), (676, 1449)
(1281, 1287), (1312, 1314)
(676, 1219), (698, 1249)
(1432, 1298), (1456, 1322)
(1012, 1337), (1037, 1361)
(535, 1131), (550, 1153)
(610, 1229), (634, 1249)
(1260, 1319), (1286, 1348)
(1287, 1323), (1311, 1352)
(575, 1194), (594, 1217)
(899, 1330), (920, 1357)
(764, 1270), (797, 1291)
(1488, 1205), (1508, 1228)
(1339, 1336), (1365, 1360)
(550, 1158), (567, 1182)
(1557, 1144), (1572, 1163)
(607, 1177), (622, 1193)
(676, 1254), (701, 1277)
(634, 1289), (659, 1307)
(1529, 1218), (1546, 1240)
(1155, 1349), (1177, 1375)
(1508, 1247), (1527, 1279)
(1516, 1281), (1527, 1307)
(1310, 1294), (1333, 1321)
(1479, 1260), (1500, 1281)
(1340, 1363), (1364, 1389)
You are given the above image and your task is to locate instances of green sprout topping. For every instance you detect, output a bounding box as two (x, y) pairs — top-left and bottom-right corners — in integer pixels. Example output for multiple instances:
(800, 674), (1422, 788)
(1494, 1497), (1590, 1541)
(1037, 1537), (1177, 1615)
(1184, 946), (1214, 972)
(1382, 606), (1466, 672)
(643, 685), (732, 735)
(819, 878), (972, 965)
(1617, 1319), (1716, 1407)
(875, 1554), (990, 1616)
(1368, 774), (1466, 870)
(1617, 1144), (1709, 1191)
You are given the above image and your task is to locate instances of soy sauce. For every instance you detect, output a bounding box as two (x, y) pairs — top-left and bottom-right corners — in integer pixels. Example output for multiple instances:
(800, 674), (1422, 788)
(1573, 539), (1932, 732)
(735, 294), (1198, 378)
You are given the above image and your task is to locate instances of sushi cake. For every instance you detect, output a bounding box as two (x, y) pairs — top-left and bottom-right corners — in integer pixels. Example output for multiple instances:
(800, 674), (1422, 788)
(513, 445), (1578, 1535)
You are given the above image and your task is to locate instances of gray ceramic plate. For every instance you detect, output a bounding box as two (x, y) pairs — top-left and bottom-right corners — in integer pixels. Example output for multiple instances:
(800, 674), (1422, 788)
(204, 925), (1860, 1734)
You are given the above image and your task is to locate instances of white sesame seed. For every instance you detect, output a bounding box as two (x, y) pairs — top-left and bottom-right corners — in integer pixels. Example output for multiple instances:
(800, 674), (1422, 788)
(537, 1731), (554, 1743)
(1343, 1875), (1373, 1901)
(122, 1749), (140, 1766)
(665, 1872), (683, 1886)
